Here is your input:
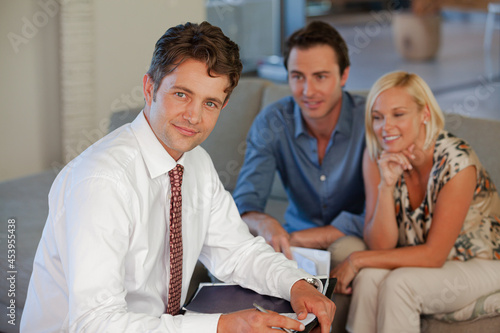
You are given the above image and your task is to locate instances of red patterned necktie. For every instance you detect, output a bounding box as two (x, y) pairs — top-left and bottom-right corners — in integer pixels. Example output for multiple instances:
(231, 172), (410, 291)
(167, 164), (184, 315)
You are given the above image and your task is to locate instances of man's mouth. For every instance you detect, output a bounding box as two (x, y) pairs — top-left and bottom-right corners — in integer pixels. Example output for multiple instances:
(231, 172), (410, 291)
(173, 124), (198, 137)
(303, 99), (322, 109)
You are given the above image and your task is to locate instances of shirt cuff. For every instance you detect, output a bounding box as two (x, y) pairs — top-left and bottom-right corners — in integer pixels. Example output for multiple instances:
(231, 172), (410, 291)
(235, 200), (265, 216)
(300, 277), (324, 293)
(281, 271), (324, 300)
(182, 313), (221, 333)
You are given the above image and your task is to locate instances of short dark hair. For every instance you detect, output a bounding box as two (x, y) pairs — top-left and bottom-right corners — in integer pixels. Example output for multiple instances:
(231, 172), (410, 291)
(147, 21), (243, 102)
(283, 21), (350, 75)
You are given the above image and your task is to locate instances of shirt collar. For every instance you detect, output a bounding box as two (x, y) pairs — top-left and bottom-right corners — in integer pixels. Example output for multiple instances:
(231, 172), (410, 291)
(294, 90), (354, 139)
(131, 111), (185, 179)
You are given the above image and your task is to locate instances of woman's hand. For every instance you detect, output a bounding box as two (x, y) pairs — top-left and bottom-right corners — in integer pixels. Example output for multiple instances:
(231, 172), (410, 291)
(377, 145), (415, 188)
(330, 255), (359, 295)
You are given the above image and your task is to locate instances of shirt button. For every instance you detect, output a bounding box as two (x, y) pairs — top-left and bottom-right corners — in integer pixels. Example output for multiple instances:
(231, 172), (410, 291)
(320, 175), (326, 181)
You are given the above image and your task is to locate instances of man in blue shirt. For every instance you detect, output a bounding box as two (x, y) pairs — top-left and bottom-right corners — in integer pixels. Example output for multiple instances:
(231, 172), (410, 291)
(233, 21), (366, 260)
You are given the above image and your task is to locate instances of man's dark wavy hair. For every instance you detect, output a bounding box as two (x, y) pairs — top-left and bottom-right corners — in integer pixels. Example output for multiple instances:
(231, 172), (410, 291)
(147, 21), (242, 102)
(283, 21), (350, 76)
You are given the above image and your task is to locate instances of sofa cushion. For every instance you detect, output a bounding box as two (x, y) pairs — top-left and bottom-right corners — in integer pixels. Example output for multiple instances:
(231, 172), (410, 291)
(0, 170), (59, 332)
(431, 289), (500, 323)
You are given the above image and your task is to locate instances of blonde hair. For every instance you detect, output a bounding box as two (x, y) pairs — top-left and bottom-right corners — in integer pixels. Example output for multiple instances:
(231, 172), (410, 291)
(365, 71), (445, 160)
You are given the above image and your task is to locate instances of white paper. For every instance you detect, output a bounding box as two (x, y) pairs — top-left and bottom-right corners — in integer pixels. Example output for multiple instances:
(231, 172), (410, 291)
(292, 251), (317, 275)
(291, 246), (331, 276)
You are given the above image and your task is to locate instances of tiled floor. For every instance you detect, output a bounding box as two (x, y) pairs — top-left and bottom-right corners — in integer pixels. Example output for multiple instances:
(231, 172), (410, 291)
(310, 10), (500, 120)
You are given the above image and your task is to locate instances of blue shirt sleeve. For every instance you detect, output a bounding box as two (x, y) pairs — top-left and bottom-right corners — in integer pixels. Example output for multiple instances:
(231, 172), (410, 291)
(232, 102), (281, 214)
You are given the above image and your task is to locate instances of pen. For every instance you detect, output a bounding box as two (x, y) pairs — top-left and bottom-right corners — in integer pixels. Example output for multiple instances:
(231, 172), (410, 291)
(252, 302), (294, 333)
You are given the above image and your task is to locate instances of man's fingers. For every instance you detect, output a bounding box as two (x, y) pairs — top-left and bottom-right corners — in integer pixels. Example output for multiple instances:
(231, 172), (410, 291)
(264, 311), (305, 332)
(281, 240), (293, 260)
(271, 240), (281, 253)
(315, 304), (335, 333)
(270, 236), (292, 259)
(220, 309), (306, 332)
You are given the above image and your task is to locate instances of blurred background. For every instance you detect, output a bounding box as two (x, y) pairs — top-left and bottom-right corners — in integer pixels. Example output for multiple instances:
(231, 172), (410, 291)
(1, 0), (499, 182)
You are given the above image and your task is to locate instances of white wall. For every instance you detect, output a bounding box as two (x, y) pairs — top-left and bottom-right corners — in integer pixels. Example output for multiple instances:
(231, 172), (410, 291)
(0, 0), (205, 182)
(0, 0), (61, 182)
(93, 0), (206, 140)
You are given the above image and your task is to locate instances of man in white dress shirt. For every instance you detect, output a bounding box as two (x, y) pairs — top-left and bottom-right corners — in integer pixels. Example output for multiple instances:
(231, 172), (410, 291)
(20, 22), (335, 333)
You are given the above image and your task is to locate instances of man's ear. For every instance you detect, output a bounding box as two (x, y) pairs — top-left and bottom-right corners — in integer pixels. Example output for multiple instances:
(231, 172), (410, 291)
(143, 74), (154, 106)
(340, 66), (350, 87)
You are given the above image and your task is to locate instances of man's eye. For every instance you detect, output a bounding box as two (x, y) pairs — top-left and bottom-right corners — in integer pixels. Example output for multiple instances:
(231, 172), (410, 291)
(206, 101), (215, 108)
(175, 92), (186, 98)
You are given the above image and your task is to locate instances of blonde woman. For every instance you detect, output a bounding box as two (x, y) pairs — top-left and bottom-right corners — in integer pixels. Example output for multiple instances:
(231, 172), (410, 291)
(330, 71), (500, 332)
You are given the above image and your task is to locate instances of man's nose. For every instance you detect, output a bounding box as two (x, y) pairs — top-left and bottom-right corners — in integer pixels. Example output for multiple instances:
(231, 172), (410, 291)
(183, 101), (202, 124)
(303, 79), (317, 97)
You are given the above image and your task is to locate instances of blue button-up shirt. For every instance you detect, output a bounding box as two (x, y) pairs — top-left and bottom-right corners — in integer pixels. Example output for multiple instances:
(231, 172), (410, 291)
(233, 91), (366, 233)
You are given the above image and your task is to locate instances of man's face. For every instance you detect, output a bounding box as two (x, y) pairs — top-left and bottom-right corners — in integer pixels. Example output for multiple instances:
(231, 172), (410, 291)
(143, 59), (229, 160)
(287, 44), (349, 123)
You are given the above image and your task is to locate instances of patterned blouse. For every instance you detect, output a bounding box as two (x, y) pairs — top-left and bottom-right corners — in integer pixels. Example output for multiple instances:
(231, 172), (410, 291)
(395, 130), (500, 261)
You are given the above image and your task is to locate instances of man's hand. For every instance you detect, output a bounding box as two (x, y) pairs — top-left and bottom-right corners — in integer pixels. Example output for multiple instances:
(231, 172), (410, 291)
(241, 211), (293, 259)
(290, 280), (336, 333)
(290, 225), (345, 249)
(217, 308), (305, 333)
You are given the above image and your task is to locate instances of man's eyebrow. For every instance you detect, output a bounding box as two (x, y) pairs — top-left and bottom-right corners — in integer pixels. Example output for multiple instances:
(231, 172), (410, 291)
(171, 85), (194, 95)
(289, 70), (330, 75)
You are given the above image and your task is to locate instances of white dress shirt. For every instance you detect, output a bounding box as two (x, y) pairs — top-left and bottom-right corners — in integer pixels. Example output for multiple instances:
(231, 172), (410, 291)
(21, 111), (313, 332)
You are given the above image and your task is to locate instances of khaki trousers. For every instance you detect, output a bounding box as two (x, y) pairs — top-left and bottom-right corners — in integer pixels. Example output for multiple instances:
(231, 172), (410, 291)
(347, 259), (500, 333)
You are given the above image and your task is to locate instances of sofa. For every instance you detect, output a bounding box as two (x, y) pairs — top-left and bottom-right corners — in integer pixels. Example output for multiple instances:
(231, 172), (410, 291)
(1, 77), (499, 333)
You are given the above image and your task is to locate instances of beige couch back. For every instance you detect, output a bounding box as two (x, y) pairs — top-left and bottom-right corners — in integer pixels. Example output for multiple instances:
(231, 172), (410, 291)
(201, 77), (500, 192)
(201, 78), (278, 191)
(443, 114), (500, 187)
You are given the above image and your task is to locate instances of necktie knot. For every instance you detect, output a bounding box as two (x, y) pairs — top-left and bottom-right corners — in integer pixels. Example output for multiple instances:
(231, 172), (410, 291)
(168, 164), (184, 188)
